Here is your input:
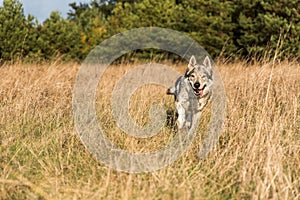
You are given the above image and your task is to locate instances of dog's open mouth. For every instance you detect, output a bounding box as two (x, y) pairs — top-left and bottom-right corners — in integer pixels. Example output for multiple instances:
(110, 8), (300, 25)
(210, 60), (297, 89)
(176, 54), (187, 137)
(194, 85), (206, 96)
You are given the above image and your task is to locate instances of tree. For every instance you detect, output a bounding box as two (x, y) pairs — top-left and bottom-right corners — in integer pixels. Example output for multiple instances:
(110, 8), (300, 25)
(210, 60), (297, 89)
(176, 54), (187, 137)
(38, 12), (83, 61)
(0, 0), (299, 62)
(231, 0), (300, 59)
(181, 0), (236, 58)
(109, 0), (183, 33)
(68, 2), (109, 57)
(0, 0), (37, 61)
(108, 0), (235, 58)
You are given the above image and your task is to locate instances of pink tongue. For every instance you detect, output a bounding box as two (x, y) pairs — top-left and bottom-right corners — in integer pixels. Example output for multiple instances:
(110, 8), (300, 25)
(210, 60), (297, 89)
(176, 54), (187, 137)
(198, 89), (203, 96)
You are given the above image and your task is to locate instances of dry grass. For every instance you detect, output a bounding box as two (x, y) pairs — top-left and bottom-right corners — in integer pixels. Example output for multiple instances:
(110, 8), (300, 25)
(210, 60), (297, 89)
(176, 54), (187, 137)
(0, 60), (299, 199)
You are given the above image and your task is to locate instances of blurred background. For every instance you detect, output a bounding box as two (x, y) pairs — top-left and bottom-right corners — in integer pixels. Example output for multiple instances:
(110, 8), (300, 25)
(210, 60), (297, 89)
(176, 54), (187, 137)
(0, 0), (299, 63)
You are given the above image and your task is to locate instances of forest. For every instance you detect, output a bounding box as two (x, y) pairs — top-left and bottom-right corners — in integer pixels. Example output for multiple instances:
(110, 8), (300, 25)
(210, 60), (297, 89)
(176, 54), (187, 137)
(0, 0), (299, 63)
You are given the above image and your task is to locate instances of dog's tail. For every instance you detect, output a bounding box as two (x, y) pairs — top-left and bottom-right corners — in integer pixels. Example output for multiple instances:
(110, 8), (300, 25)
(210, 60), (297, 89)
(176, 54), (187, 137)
(166, 87), (175, 95)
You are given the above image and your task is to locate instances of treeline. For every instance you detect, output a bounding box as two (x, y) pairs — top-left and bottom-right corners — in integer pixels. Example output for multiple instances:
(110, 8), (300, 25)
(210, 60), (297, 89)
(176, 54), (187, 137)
(0, 0), (299, 63)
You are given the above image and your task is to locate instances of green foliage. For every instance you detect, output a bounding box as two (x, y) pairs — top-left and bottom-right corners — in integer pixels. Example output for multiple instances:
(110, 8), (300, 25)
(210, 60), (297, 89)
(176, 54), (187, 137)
(38, 12), (82, 61)
(109, 0), (185, 33)
(181, 0), (237, 58)
(68, 2), (109, 57)
(231, 0), (300, 60)
(0, 0), (299, 62)
(0, 0), (37, 61)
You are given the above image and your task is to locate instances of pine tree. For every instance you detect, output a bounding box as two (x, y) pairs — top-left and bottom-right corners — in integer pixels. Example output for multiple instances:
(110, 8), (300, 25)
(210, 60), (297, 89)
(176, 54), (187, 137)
(231, 0), (300, 59)
(0, 0), (32, 61)
(38, 12), (82, 61)
(68, 2), (109, 57)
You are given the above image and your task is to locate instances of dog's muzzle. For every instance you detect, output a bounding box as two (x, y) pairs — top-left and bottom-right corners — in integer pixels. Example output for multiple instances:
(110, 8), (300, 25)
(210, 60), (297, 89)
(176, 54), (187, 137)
(193, 84), (206, 96)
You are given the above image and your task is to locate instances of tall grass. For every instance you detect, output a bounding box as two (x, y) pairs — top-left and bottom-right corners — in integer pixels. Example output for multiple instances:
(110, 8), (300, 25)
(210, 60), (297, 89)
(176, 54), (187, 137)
(0, 60), (299, 199)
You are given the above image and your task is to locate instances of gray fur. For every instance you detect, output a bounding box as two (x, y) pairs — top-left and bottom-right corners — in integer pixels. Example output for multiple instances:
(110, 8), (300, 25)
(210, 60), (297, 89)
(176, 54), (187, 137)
(167, 55), (213, 130)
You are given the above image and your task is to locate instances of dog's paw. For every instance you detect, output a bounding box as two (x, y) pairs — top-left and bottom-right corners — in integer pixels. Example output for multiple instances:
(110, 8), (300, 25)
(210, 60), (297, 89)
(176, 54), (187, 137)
(185, 121), (192, 129)
(166, 87), (175, 95)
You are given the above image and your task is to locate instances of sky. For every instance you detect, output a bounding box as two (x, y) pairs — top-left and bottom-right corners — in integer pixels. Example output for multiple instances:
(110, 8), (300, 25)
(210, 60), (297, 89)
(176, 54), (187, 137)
(0, 0), (91, 22)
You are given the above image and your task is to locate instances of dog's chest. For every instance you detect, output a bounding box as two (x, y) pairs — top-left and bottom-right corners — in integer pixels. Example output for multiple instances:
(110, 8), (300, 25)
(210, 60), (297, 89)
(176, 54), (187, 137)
(175, 77), (199, 109)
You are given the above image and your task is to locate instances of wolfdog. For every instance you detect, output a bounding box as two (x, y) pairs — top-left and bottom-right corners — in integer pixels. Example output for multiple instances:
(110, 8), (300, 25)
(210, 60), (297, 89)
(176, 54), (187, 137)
(167, 55), (213, 130)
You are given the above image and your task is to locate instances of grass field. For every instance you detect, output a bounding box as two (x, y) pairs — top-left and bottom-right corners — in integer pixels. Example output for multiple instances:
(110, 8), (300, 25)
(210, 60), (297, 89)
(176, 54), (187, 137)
(0, 60), (299, 199)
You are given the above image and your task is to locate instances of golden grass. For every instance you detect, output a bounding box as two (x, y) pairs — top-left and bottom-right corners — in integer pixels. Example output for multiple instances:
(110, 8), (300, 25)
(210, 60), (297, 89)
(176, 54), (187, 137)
(0, 60), (299, 199)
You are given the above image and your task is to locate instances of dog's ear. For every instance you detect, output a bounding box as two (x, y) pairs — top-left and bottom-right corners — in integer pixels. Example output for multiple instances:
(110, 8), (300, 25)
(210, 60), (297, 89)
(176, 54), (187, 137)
(188, 55), (197, 71)
(185, 55), (196, 76)
(203, 56), (212, 74)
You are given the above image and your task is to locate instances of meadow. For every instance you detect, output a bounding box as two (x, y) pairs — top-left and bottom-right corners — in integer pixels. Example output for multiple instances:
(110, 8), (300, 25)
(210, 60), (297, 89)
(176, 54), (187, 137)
(0, 59), (299, 199)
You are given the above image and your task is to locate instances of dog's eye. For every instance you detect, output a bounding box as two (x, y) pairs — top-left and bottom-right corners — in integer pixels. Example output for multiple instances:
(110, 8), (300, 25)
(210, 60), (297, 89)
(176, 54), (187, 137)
(190, 74), (195, 78)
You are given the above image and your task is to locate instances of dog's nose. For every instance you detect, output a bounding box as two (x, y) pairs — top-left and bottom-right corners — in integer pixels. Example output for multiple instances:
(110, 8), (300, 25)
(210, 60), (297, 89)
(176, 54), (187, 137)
(194, 82), (200, 88)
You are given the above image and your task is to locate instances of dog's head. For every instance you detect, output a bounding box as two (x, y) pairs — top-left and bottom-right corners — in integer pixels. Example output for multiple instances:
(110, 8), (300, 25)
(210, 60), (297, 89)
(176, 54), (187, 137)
(185, 55), (213, 97)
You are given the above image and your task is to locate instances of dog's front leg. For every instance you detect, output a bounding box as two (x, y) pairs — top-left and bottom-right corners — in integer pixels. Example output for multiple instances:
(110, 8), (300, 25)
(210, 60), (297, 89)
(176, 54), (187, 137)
(175, 102), (185, 130)
(185, 112), (193, 129)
